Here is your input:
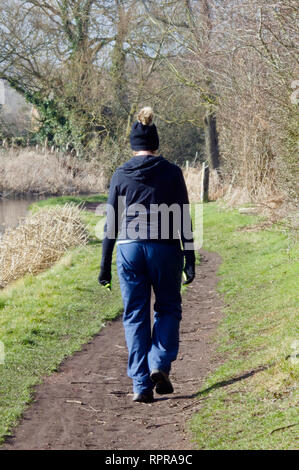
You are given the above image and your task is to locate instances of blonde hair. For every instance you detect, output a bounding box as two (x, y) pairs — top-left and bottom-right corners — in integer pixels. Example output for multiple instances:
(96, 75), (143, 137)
(137, 106), (154, 126)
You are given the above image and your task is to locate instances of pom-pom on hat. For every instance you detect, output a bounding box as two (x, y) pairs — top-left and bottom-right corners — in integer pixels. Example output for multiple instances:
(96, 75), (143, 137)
(130, 107), (159, 151)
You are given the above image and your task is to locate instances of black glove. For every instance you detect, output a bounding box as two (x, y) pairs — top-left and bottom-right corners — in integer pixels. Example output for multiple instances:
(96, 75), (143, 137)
(183, 252), (195, 285)
(98, 266), (112, 289)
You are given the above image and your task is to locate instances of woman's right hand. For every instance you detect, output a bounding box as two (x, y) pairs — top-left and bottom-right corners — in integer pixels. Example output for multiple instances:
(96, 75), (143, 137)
(98, 267), (112, 289)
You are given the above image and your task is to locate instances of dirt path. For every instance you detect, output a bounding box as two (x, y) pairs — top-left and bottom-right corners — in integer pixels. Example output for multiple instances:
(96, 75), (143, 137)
(2, 250), (222, 450)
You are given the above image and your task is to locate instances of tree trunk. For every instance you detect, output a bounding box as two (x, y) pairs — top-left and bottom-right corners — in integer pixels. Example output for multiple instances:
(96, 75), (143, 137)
(200, 161), (210, 203)
(203, 110), (220, 171)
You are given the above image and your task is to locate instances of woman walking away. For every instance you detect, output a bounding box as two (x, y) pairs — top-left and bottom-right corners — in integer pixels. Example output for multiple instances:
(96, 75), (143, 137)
(99, 107), (195, 403)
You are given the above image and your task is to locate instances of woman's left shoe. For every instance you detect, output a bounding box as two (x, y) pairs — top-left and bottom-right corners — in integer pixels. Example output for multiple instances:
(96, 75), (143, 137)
(132, 390), (154, 403)
(150, 369), (174, 394)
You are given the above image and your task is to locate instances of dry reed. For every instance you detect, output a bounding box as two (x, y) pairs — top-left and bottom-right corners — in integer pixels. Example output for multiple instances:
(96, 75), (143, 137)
(183, 166), (226, 202)
(0, 148), (107, 195)
(0, 204), (88, 287)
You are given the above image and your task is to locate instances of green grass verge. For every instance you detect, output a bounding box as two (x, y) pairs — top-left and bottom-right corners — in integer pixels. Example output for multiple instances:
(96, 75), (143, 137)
(190, 203), (299, 450)
(28, 194), (107, 209)
(0, 196), (122, 443)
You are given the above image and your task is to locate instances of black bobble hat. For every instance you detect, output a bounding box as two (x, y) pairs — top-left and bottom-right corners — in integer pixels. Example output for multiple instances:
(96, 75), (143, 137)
(129, 121), (159, 151)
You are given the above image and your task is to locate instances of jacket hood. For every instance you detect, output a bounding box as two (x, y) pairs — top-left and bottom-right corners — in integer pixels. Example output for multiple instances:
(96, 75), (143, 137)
(117, 155), (167, 181)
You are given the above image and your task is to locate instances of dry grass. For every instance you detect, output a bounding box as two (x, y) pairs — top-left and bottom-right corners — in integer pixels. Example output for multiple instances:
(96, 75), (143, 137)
(0, 147), (107, 195)
(0, 204), (88, 287)
(183, 166), (226, 202)
(183, 167), (297, 233)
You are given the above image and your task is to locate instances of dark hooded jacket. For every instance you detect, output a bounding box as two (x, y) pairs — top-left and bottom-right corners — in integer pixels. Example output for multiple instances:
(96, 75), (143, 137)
(100, 154), (195, 270)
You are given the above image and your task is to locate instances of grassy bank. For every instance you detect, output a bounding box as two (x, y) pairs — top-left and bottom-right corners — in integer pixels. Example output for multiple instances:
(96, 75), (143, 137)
(0, 196), (123, 443)
(190, 203), (298, 450)
(29, 194), (107, 208)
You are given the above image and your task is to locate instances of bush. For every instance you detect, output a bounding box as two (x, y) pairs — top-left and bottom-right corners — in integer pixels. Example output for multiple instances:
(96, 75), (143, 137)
(0, 204), (88, 287)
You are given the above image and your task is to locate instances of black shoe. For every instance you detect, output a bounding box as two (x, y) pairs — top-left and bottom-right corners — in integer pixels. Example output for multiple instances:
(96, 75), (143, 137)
(150, 369), (174, 395)
(132, 390), (154, 403)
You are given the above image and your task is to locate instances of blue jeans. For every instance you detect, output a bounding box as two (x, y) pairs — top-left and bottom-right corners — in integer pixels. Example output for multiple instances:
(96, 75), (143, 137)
(116, 241), (184, 394)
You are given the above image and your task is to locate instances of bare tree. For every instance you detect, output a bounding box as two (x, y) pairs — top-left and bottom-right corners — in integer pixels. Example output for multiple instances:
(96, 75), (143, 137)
(0, 0), (165, 154)
(143, 0), (299, 199)
(141, 0), (222, 170)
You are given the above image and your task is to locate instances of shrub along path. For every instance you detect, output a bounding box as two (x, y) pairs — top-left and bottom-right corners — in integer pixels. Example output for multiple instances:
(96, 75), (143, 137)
(2, 250), (223, 450)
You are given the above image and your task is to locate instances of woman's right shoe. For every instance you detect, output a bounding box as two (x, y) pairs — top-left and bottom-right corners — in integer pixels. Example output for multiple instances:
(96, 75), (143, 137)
(150, 369), (174, 395)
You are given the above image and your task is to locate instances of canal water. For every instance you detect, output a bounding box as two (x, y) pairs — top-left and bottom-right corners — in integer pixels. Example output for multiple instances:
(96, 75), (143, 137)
(0, 195), (42, 234)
